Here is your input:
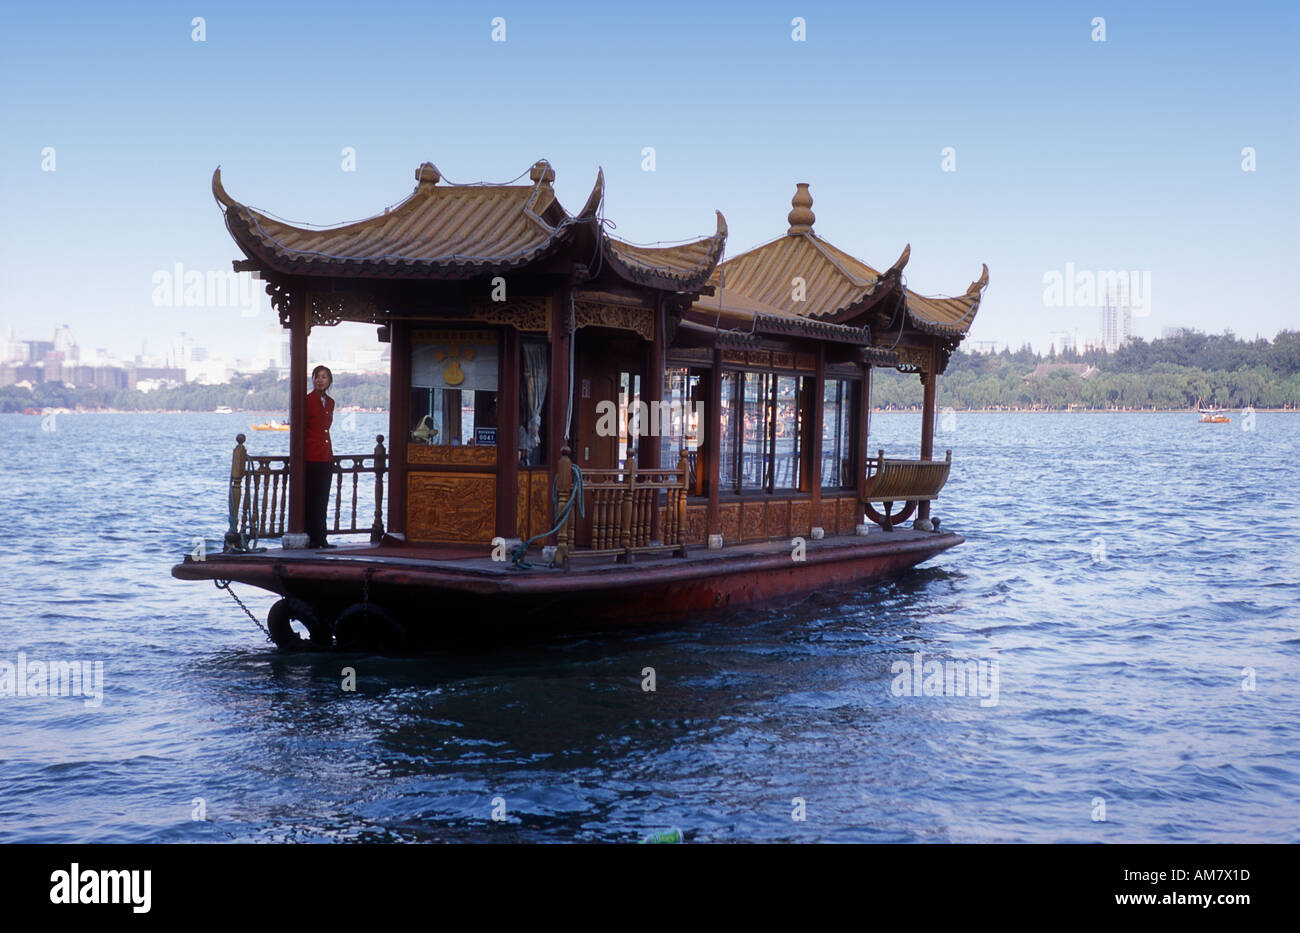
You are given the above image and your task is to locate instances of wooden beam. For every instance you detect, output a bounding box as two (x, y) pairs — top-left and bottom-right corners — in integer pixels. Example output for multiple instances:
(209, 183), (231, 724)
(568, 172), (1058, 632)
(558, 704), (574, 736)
(497, 326), (520, 537)
(646, 296), (665, 542)
(809, 343), (825, 522)
(919, 341), (938, 521)
(855, 360), (870, 507)
(547, 286), (573, 539)
(288, 287), (308, 536)
(707, 346), (723, 540)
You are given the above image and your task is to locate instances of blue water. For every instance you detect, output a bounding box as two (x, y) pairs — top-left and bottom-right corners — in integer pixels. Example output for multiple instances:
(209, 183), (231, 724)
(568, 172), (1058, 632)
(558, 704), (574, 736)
(1, 411), (1297, 842)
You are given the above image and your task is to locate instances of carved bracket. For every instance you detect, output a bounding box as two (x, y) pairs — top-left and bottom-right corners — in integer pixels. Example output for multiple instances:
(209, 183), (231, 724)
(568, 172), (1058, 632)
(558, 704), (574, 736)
(468, 296), (552, 336)
(310, 290), (380, 327)
(573, 301), (653, 341)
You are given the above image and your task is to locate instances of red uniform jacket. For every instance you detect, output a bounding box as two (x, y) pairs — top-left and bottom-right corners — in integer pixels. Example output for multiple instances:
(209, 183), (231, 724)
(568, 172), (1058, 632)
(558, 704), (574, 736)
(305, 389), (334, 462)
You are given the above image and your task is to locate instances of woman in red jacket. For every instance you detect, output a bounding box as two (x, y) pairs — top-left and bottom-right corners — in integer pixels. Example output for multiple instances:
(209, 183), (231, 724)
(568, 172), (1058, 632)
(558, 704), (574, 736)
(305, 365), (335, 548)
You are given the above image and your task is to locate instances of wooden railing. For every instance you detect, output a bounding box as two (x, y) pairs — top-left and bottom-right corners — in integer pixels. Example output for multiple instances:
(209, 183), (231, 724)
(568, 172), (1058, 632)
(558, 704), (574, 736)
(862, 449), (952, 529)
(557, 450), (689, 561)
(227, 433), (387, 543)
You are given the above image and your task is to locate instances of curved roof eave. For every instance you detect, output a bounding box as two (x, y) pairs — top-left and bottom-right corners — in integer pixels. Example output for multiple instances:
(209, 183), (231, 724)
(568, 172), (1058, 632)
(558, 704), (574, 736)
(601, 210), (728, 293)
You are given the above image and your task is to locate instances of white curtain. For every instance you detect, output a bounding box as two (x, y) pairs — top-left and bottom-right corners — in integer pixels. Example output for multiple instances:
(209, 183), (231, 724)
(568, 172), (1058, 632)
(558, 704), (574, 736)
(521, 341), (548, 459)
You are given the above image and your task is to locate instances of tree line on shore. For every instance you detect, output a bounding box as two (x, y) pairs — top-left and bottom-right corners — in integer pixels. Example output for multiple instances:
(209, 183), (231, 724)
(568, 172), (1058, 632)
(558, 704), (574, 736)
(3, 329), (1297, 414)
(874, 330), (1300, 411)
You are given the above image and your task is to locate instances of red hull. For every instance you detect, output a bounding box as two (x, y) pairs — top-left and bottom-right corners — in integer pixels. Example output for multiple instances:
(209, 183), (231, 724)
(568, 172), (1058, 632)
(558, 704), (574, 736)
(173, 531), (962, 638)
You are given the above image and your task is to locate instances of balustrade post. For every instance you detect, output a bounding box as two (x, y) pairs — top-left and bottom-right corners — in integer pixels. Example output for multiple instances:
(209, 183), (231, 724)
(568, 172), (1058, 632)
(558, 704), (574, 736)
(556, 446), (573, 565)
(619, 455), (636, 562)
(675, 449), (689, 554)
(371, 435), (386, 543)
(225, 433), (247, 550)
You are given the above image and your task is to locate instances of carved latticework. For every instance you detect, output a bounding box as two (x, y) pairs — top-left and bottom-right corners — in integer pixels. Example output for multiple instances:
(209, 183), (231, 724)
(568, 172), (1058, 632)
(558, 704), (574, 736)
(468, 296), (551, 334)
(266, 281), (294, 327)
(310, 290), (381, 327)
(573, 301), (653, 341)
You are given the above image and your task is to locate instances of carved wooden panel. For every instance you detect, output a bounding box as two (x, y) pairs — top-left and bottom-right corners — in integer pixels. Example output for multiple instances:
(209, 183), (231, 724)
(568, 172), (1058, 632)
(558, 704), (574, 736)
(408, 443), (498, 467)
(685, 503), (708, 546)
(721, 350), (747, 365)
(720, 503), (740, 543)
(839, 496), (859, 533)
(746, 350), (772, 367)
(772, 351), (795, 370)
(741, 500), (766, 542)
(821, 498), (840, 535)
(407, 472), (495, 543)
(795, 353), (816, 371)
(528, 469), (551, 540)
(765, 499), (789, 538)
(791, 500), (812, 536)
(515, 474), (529, 539)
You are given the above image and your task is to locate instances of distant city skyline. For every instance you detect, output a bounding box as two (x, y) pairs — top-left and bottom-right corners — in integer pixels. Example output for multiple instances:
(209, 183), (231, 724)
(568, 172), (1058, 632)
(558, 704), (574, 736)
(2, 1), (1296, 362)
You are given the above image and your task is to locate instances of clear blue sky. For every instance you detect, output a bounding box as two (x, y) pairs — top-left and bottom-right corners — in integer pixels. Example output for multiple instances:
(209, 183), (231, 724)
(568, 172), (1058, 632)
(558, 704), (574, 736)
(2, 0), (1296, 359)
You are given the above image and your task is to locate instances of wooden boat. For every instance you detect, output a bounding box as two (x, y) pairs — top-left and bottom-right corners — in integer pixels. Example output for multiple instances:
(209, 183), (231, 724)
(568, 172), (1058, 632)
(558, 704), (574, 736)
(1196, 397), (1231, 423)
(250, 419), (290, 431)
(173, 161), (988, 648)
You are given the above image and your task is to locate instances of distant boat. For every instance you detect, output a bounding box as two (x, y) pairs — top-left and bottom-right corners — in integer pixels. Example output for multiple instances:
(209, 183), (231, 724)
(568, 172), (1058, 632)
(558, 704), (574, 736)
(1196, 397), (1230, 423)
(214, 406), (233, 414)
(250, 419), (290, 431)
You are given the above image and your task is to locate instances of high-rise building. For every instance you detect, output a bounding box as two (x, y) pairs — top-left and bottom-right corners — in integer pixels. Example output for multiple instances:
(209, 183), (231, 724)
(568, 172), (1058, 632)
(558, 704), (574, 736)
(1100, 284), (1132, 352)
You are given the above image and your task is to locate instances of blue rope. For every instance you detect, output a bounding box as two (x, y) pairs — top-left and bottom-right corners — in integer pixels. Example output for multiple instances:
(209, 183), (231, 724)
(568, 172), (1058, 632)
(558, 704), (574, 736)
(512, 464), (585, 569)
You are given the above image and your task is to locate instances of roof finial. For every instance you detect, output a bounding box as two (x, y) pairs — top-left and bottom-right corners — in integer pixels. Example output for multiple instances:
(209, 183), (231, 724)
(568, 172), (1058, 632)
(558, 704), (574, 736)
(787, 183), (814, 235)
(415, 162), (441, 186)
(529, 160), (556, 185)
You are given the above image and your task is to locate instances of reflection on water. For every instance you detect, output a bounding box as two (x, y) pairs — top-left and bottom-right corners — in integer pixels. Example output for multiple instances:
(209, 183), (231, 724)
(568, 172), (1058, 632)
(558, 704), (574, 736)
(1, 412), (1298, 842)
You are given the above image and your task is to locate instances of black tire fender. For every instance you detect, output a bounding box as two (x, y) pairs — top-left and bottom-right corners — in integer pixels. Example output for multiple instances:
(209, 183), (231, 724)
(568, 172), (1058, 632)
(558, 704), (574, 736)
(266, 597), (332, 651)
(333, 602), (407, 652)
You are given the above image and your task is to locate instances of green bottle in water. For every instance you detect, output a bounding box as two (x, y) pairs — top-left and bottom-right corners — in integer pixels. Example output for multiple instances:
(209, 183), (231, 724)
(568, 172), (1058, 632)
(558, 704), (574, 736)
(641, 827), (684, 844)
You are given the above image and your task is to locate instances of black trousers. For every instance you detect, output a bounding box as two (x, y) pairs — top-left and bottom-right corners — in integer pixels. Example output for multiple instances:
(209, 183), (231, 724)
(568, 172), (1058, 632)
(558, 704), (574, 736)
(305, 460), (334, 546)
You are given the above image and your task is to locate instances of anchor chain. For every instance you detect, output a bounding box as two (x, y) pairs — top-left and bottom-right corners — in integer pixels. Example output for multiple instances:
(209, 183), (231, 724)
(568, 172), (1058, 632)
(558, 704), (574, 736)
(215, 579), (273, 643)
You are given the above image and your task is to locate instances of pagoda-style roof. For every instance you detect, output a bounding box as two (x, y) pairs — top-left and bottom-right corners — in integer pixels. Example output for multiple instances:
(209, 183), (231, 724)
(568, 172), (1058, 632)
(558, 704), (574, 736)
(212, 160), (726, 291)
(707, 184), (987, 340)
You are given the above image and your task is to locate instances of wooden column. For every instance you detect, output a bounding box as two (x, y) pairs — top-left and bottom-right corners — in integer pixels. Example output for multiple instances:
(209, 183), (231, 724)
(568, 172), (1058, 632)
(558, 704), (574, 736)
(288, 288), (308, 536)
(864, 364), (872, 462)
(707, 346), (723, 539)
(547, 290), (572, 537)
(387, 320), (409, 537)
(497, 326), (520, 538)
(918, 340), (938, 521)
(645, 298), (665, 542)
(808, 343), (825, 524)
(854, 360), (871, 505)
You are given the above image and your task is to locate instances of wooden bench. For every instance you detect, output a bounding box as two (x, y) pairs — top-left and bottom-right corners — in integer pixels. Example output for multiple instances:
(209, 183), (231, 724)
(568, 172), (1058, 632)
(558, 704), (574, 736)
(863, 449), (952, 530)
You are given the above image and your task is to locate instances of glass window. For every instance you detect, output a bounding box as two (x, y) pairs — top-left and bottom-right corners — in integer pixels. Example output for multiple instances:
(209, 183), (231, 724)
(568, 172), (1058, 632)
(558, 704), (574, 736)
(659, 367), (704, 471)
(741, 372), (771, 490)
(618, 371), (641, 467)
(719, 371), (739, 490)
(410, 329), (498, 446)
(774, 375), (802, 490)
(821, 379), (858, 487)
